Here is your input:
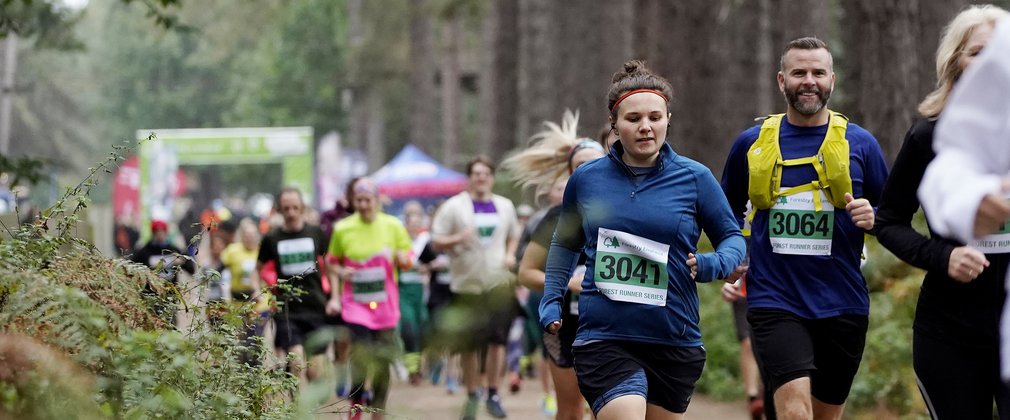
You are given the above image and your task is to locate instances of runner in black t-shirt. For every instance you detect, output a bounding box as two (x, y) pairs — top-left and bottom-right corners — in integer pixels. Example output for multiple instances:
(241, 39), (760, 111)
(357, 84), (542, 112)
(255, 187), (330, 387)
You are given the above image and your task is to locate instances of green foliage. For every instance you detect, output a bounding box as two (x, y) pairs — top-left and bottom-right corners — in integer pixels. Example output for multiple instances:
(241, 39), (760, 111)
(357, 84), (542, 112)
(1, 0), (181, 41)
(0, 145), (304, 419)
(0, 155), (44, 188)
(226, 0), (349, 137)
(693, 233), (747, 401)
(0, 334), (107, 419)
(847, 237), (927, 418)
(695, 279), (744, 400)
(85, 0), (233, 145)
(0, 0), (82, 48)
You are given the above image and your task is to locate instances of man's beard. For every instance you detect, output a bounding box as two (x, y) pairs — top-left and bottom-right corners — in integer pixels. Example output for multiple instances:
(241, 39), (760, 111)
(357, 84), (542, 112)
(785, 86), (831, 115)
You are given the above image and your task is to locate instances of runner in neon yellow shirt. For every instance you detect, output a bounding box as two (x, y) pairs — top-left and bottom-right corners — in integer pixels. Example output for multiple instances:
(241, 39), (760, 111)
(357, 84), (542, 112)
(327, 177), (413, 415)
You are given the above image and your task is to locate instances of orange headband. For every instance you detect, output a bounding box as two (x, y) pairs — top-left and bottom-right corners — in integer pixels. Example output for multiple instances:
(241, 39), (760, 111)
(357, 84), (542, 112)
(610, 89), (669, 112)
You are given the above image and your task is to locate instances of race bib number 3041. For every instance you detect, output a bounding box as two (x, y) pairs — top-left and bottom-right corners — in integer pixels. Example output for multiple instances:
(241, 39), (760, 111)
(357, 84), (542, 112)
(594, 228), (669, 306)
(768, 190), (834, 256)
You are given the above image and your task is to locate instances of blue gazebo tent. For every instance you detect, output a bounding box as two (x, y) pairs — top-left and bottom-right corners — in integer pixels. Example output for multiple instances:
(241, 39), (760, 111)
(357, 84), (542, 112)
(371, 144), (468, 213)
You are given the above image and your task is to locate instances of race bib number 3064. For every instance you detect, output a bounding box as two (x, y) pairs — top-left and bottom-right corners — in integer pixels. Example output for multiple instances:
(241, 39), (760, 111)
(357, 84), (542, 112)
(769, 191), (834, 256)
(594, 228), (669, 306)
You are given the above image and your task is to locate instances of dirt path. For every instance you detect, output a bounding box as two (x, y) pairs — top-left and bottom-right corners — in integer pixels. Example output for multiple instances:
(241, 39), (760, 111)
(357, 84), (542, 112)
(368, 378), (749, 420)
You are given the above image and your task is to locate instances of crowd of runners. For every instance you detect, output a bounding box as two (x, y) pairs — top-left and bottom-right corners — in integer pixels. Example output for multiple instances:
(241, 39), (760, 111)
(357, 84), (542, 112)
(122, 5), (1010, 420)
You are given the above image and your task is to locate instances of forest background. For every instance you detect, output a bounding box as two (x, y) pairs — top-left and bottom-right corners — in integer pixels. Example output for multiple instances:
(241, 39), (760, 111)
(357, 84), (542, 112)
(3, 0), (1007, 418)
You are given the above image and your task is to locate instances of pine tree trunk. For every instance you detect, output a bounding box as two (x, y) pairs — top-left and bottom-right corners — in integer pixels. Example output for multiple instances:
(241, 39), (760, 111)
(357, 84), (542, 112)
(478, 0), (519, 161)
(841, 0), (936, 160)
(516, 0), (559, 147)
(440, 16), (462, 166)
(408, 0), (439, 156)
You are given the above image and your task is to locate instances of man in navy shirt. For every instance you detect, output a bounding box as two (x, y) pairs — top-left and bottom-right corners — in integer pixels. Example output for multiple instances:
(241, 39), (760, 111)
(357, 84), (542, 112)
(720, 37), (888, 420)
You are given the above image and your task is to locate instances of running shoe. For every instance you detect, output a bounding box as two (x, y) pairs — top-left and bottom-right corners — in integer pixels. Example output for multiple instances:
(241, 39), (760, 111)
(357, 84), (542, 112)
(393, 360), (409, 382)
(508, 372), (521, 394)
(541, 394), (557, 417)
(348, 398), (365, 420)
(460, 395), (479, 420)
(486, 394), (508, 419)
(749, 396), (764, 420)
(409, 371), (423, 386)
(429, 359), (445, 385)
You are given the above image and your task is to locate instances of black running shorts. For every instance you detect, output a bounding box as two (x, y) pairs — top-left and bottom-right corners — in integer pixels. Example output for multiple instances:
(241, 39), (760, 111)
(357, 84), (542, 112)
(273, 315), (329, 355)
(747, 308), (868, 405)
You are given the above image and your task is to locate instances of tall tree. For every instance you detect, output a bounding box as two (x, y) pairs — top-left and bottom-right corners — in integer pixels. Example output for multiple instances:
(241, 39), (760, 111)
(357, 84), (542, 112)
(408, 0), (440, 155)
(515, 0), (559, 145)
(226, 0), (348, 137)
(629, 0), (830, 174)
(477, 0), (518, 160)
(343, 0), (411, 169)
(841, 0), (970, 160)
(438, 15), (462, 165)
(556, 0), (631, 140)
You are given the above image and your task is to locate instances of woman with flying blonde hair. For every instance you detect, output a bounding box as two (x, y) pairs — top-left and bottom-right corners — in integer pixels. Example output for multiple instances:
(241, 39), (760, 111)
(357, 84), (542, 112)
(503, 109), (604, 204)
(875, 4), (1010, 418)
(503, 109), (605, 420)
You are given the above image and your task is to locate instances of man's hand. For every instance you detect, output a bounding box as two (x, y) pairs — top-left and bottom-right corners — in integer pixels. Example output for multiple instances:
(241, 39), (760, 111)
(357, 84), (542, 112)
(504, 254), (517, 270)
(396, 250), (414, 270)
(721, 281), (745, 302)
(845, 193), (875, 231)
(325, 298), (342, 316)
(458, 227), (478, 247)
(947, 246), (989, 283)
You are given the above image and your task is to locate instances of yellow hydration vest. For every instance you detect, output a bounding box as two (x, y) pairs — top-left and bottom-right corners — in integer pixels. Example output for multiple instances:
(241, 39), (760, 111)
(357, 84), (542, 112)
(747, 110), (852, 212)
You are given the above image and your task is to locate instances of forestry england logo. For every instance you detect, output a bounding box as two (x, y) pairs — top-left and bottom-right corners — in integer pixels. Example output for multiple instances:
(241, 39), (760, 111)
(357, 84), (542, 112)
(603, 236), (621, 249)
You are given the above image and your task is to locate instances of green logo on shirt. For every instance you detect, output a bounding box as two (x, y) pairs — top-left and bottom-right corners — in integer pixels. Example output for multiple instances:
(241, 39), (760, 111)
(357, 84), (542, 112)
(603, 236), (621, 248)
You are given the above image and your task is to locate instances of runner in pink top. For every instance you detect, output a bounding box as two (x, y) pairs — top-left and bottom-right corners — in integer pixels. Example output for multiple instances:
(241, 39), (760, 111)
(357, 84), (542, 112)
(328, 177), (413, 417)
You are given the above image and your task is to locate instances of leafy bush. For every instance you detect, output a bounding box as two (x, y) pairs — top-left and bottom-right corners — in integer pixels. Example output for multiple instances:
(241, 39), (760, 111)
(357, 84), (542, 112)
(0, 148), (303, 419)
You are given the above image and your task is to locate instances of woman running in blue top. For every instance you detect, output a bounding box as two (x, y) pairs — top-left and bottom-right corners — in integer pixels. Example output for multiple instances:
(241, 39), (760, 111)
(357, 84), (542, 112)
(539, 60), (745, 420)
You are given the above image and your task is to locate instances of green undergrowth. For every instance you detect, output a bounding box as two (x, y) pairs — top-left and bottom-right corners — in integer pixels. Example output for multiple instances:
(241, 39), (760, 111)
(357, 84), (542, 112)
(0, 143), (313, 419)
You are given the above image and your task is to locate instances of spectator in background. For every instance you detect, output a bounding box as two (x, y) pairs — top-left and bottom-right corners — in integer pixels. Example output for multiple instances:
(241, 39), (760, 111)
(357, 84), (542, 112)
(220, 219), (265, 366)
(114, 222), (140, 256)
(131, 219), (196, 324)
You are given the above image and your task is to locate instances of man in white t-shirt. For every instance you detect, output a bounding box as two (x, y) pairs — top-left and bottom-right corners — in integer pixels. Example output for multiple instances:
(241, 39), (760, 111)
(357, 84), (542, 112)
(431, 156), (519, 420)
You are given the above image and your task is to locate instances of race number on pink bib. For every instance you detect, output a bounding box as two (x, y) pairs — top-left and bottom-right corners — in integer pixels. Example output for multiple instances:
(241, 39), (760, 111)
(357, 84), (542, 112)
(351, 266), (388, 303)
